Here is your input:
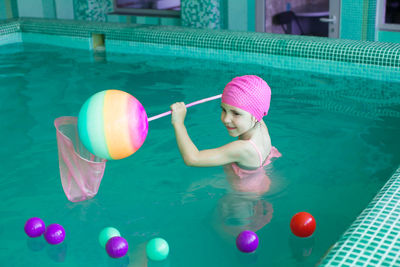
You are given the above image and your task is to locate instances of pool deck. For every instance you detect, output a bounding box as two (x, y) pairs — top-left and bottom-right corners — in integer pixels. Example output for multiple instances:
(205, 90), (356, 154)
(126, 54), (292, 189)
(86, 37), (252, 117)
(1, 18), (400, 266)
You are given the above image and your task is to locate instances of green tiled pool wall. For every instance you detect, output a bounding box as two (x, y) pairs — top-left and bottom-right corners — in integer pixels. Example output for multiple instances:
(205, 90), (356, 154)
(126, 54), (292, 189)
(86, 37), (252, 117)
(105, 39), (400, 82)
(0, 32), (21, 46)
(0, 19), (20, 46)
(319, 167), (400, 267)
(0, 19), (20, 35)
(2, 18), (400, 69)
(4, 0), (400, 42)
(21, 32), (91, 50)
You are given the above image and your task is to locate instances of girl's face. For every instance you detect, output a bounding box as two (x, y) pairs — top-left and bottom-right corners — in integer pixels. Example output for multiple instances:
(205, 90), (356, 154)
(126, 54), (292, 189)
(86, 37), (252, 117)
(221, 103), (255, 137)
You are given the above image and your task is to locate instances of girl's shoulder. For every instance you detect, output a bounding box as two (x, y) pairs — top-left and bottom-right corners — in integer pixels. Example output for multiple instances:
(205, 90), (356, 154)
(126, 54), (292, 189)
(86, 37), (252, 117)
(230, 140), (260, 161)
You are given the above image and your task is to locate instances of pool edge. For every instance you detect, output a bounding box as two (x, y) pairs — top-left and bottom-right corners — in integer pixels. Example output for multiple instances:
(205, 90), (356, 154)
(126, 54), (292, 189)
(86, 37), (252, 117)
(318, 166), (400, 266)
(0, 18), (399, 68)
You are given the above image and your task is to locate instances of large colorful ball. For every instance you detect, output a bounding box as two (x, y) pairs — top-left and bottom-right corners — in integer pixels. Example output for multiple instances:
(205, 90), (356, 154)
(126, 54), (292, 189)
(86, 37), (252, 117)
(44, 224), (65, 245)
(106, 236), (129, 258)
(146, 237), (169, 261)
(78, 90), (149, 160)
(290, 212), (316, 238)
(99, 227), (121, 248)
(236, 230), (259, 253)
(24, 217), (46, 238)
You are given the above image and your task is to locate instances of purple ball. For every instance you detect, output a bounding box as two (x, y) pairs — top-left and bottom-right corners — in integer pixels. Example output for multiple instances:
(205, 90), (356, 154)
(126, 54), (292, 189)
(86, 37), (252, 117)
(44, 224), (65, 245)
(236, 230), (259, 253)
(24, 217), (46, 238)
(106, 236), (128, 258)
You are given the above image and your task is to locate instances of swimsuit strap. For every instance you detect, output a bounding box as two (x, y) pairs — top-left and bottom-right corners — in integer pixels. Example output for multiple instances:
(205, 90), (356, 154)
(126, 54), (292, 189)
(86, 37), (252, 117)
(248, 139), (263, 168)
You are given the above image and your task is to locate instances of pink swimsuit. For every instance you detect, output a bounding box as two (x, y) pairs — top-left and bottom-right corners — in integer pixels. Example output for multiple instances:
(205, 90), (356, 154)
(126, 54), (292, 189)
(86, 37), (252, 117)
(224, 141), (281, 194)
(236, 140), (281, 169)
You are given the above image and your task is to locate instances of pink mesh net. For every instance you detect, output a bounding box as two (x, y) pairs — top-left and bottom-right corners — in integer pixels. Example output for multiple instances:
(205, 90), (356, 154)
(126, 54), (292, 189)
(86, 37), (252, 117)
(54, 116), (107, 202)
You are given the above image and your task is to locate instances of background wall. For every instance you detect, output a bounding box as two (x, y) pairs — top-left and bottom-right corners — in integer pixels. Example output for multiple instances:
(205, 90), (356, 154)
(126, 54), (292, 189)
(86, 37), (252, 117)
(1, 0), (182, 25)
(340, 0), (399, 43)
(1, 0), (399, 43)
(0, 0), (18, 20)
(340, 0), (376, 41)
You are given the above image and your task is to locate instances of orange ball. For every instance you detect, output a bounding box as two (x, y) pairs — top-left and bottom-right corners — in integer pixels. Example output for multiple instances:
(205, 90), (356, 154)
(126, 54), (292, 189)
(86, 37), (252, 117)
(290, 212), (316, 238)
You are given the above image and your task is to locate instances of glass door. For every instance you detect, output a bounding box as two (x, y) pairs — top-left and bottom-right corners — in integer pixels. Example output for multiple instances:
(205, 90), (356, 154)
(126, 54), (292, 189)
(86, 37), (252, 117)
(320, 0), (340, 38)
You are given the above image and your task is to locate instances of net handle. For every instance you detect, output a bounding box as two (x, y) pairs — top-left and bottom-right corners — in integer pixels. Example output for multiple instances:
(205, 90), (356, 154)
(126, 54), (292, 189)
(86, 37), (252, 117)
(147, 94), (222, 122)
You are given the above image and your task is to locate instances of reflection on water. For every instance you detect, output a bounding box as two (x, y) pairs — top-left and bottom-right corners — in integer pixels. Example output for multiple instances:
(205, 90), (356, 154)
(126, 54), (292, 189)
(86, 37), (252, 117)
(26, 238), (46, 252)
(224, 164), (272, 195)
(289, 235), (315, 261)
(214, 192), (273, 237)
(46, 242), (67, 263)
(212, 163), (278, 237)
(124, 241), (171, 267)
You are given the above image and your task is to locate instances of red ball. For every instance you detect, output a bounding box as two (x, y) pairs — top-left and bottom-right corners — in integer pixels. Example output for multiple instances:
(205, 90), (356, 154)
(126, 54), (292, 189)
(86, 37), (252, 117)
(290, 212), (316, 238)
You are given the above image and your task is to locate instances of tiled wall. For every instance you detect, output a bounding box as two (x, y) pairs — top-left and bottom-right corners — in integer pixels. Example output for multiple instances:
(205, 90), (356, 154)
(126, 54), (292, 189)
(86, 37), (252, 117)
(366, 0), (377, 41)
(340, 0), (379, 41)
(181, 0), (222, 29)
(0, 0), (18, 20)
(340, 0), (400, 43)
(2, 0), (400, 42)
(340, 0), (365, 40)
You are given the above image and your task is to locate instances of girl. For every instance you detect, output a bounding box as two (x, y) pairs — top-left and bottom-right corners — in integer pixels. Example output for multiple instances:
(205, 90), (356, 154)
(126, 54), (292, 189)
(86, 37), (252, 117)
(170, 75), (280, 172)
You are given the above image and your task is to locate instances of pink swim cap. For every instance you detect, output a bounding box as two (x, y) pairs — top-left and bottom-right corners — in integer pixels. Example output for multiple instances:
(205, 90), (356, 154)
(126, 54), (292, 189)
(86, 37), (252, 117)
(221, 75), (271, 121)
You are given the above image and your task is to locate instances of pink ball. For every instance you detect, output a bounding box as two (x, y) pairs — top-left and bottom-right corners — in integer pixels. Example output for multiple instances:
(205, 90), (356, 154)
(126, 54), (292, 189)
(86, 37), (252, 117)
(24, 217), (46, 238)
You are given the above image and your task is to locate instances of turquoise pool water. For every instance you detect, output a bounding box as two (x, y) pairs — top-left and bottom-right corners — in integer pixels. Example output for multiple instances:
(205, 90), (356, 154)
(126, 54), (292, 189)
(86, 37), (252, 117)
(1, 43), (400, 266)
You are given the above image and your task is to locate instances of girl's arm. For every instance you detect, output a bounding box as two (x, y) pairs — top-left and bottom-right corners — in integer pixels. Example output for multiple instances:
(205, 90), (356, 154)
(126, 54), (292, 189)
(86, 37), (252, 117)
(173, 122), (246, 166)
(171, 102), (247, 167)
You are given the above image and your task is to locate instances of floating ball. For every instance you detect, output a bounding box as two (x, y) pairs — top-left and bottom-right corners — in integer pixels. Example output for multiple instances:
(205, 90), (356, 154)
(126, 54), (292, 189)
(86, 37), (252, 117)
(236, 230), (259, 253)
(99, 227), (121, 248)
(78, 90), (148, 160)
(290, 212), (316, 238)
(146, 237), (169, 261)
(106, 236), (129, 258)
(24, 217), (46, 238)
(44, 224), (65, 245)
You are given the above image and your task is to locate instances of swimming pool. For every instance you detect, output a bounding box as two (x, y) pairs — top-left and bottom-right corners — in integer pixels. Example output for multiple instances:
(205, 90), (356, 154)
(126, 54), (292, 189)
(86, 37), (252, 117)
(1, 19), (400, 266)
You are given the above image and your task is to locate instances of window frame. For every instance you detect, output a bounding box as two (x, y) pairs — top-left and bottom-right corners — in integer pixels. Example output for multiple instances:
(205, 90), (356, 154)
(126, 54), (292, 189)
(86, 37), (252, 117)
(377, 0), (400, 31)
(111, 0), (180, 18)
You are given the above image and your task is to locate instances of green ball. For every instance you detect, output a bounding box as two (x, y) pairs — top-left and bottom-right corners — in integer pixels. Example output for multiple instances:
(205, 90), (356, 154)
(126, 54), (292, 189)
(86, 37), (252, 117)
(146, 237), (169, 261)
(99, 227), (121, 248)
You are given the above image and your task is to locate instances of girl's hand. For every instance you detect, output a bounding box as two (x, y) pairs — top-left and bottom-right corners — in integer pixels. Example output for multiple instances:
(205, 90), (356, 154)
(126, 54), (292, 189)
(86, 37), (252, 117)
(170, 102), (187, 125)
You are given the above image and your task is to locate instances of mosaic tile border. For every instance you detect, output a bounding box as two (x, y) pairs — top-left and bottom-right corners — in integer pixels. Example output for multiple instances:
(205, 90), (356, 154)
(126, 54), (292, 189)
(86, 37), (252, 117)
(319, 167), (400, 266)
(105, 39), (400, 82)
(0, 19), (20, 35)
(0, 18), (399, 68)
